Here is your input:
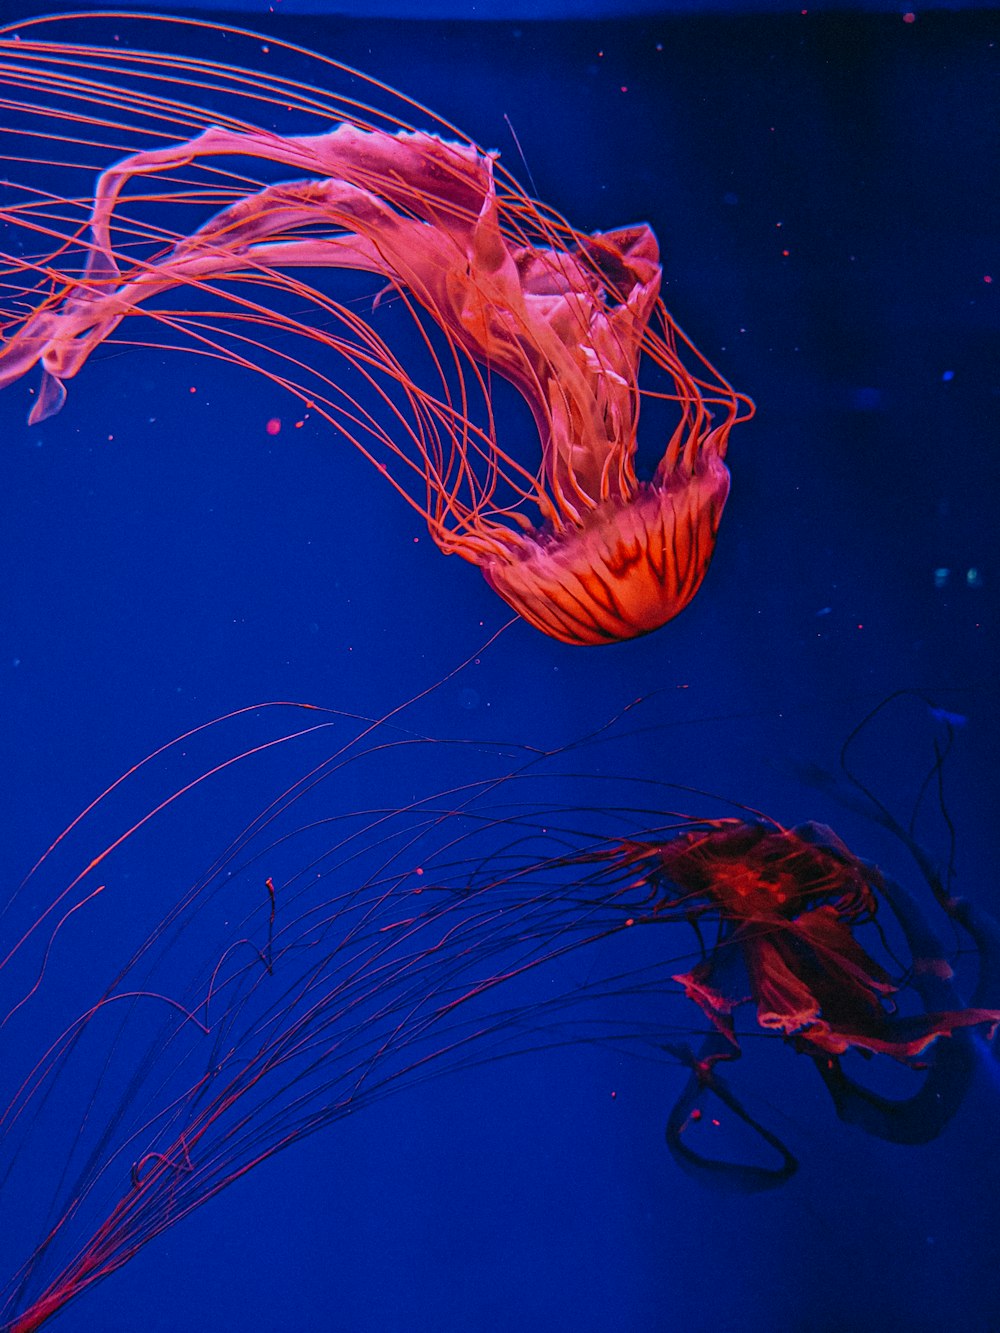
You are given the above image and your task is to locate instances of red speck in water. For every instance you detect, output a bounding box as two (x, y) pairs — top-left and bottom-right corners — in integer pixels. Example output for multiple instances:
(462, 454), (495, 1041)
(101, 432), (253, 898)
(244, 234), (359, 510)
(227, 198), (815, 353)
(903, 11), (916, 22)
(265, 417), (281, 436)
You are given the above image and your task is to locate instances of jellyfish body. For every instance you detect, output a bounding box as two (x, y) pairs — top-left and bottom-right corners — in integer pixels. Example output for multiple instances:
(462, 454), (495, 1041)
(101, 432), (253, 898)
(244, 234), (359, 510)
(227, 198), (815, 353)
(0, 32), (751, 644)
(594, 817), (1000, 1180)
(611, 819), (1000, 1059)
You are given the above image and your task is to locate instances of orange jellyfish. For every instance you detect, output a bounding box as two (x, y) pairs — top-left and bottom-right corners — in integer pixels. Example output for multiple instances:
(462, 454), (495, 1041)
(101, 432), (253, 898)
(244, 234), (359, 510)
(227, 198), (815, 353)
(0, 16), (753, 645)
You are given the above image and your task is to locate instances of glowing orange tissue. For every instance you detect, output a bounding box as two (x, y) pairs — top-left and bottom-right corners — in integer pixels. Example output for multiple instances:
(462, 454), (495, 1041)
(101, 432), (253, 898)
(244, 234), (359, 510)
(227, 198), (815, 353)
(0, 31), (753, 644)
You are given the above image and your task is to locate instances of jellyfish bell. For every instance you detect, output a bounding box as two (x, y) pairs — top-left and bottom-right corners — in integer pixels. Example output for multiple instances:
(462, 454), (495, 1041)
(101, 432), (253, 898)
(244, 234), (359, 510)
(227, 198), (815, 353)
(0, 16), (750, 645)
(480, 447), (732, 646)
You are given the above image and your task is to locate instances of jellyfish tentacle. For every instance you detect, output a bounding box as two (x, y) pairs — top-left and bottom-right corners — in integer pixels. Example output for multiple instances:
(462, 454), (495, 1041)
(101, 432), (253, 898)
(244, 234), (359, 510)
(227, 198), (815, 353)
(664, 1038), (799, 1192)
(808, 866), (999, 1144)
(788, 722), (1000, 1136)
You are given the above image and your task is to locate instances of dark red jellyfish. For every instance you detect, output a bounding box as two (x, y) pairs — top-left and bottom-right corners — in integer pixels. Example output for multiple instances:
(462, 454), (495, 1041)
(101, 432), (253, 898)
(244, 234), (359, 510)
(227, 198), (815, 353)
(564, 693), (1000, 1188)
(587, 816), (1000, 1187)
(2, 689), (998, 1328)
(611, 818), (996, 1063)
(0, 15), (752, 645)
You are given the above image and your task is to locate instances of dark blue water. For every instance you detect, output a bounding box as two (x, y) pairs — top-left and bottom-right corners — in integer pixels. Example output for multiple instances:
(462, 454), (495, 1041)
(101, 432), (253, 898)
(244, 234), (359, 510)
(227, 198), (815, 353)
(1, 6), (998, 1330)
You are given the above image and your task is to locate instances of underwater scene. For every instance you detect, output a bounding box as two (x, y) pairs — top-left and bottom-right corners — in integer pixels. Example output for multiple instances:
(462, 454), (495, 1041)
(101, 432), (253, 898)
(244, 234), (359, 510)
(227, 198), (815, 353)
(0, 4), (997, 1330)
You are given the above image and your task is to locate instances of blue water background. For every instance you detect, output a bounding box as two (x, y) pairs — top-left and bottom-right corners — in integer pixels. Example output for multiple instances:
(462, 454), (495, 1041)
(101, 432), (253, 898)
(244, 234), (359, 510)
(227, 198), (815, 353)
(1, 6), (998, 1330)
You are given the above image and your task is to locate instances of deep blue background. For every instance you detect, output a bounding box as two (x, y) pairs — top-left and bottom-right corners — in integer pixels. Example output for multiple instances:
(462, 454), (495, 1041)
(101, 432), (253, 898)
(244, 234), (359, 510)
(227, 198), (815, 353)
(1, 6), (998, 1331)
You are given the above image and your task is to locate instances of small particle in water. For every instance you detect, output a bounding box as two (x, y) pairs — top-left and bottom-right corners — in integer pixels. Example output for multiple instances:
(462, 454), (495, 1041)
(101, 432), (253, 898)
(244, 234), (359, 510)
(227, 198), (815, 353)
(459, 687), (480, 710)
(967, 567), (982, 588)
(941, 370), (954, 382)
(934, 567), (950, 588)
(815, 606), (832, 617)
(265, 417), (281, 436)
(903, 12), (916, 22)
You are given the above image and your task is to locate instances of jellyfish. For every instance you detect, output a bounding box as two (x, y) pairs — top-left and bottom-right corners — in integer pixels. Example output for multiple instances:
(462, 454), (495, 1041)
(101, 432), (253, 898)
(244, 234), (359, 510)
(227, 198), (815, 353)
(0, 15), (752, 645)
(608, 819), (998, 1064)
(587, 816), (1000, 1187)
(569, 693), (1000, 1187)
(3, 684), (998, 1328)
